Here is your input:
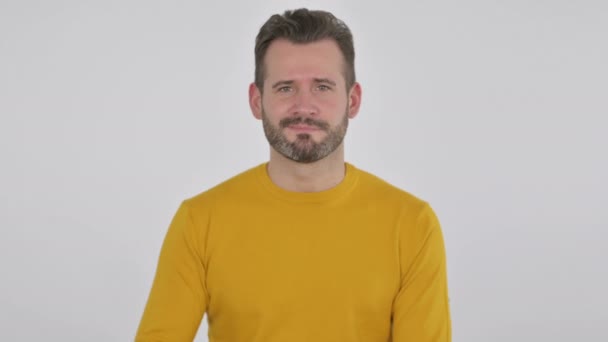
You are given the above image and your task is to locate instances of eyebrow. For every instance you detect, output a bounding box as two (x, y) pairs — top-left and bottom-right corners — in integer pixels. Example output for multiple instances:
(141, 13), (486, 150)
(313, 78), (337, 86)
(271, 78), (337, 89)
(271, 80), (294, 89)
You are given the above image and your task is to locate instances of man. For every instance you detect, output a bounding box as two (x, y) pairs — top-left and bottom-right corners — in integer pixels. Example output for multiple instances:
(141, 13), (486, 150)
(135, 8), (451, 342)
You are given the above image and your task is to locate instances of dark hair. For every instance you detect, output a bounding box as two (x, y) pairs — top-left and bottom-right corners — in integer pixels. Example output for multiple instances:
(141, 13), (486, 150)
(254, 8), (356, 92)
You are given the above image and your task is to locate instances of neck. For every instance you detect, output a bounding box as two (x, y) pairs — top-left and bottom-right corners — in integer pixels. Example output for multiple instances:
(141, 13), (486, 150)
(266, 144), (346, 192)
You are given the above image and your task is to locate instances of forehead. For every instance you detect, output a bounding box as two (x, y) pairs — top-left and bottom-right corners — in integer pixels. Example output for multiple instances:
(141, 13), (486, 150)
(263, 38), (345, 83)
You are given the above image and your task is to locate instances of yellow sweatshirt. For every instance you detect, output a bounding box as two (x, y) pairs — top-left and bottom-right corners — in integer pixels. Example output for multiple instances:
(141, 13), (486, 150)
(135, 162), (451, 341)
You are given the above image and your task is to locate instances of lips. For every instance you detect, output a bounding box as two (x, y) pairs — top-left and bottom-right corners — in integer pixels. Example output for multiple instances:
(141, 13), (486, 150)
(280, 117), (329, 131)
(287, 124), (320, 132)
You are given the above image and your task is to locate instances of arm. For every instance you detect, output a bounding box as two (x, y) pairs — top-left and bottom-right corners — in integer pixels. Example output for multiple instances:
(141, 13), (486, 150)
(392, 204), (451, 341)
(135, 201), (208, 342)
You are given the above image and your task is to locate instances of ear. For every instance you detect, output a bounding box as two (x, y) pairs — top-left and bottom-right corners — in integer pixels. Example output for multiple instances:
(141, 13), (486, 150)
(347, 82), (362, 119)
(249, 83), (263, 120)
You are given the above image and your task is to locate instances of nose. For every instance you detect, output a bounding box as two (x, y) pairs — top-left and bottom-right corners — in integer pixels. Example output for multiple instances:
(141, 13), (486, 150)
(291, 89), (318, 116)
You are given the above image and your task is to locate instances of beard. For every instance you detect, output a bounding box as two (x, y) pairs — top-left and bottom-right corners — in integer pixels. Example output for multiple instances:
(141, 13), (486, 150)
(261, 107), (349, 164)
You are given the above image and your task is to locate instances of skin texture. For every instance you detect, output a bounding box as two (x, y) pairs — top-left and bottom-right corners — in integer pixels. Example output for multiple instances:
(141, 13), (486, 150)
(249, 38), (362, 192)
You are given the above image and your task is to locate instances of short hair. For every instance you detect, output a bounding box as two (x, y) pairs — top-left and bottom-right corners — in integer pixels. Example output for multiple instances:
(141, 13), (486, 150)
(254, 8), (356, 92)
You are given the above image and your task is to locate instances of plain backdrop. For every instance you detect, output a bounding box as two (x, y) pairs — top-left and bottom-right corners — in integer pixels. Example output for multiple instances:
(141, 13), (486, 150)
(1, 0), (606, 341)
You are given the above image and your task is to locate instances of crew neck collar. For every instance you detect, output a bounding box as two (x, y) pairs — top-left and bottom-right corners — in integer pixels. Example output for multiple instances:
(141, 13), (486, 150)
(255, 162), (359, 205)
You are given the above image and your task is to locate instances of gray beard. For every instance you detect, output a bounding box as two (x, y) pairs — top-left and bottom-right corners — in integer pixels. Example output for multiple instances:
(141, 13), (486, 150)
(261, 109), (349, 164)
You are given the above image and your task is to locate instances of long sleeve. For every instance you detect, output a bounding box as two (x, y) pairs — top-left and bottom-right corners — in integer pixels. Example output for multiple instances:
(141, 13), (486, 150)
(391, 204), (451, 341)
(135, 201), (208, 342)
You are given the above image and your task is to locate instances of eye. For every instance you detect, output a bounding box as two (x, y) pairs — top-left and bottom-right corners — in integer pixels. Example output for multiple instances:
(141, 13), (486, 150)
(317, 84), (332, 91)
(277, 86), (293, 93)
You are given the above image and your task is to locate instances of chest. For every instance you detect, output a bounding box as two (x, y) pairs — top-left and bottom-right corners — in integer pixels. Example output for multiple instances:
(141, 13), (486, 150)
(204, 210), (400, 324)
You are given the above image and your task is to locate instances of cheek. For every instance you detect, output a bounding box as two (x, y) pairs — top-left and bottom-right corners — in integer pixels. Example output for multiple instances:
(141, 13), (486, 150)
(320, 98), (349, 120)
(317, 96), (341, 107)
(316, 91), (349, 109)
(262, 97), (290, 115)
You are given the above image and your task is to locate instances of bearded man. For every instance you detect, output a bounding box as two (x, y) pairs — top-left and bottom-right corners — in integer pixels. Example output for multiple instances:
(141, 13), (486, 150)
(136, 8), (451, 342)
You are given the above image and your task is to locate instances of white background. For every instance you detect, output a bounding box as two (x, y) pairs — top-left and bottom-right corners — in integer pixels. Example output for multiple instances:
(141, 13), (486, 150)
(1, 0), (606, 341)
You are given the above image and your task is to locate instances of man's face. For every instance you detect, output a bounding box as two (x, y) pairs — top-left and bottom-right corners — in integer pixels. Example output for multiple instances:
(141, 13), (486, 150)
(250, 38), (361, 163)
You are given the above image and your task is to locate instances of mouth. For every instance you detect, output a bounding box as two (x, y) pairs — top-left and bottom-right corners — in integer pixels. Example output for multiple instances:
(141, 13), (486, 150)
(287, 124), (321, 132)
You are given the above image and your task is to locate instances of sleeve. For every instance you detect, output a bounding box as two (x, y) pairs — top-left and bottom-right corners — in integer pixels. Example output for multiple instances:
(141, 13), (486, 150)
(391, 203), (452, 341)
(135, 201), (209, 342)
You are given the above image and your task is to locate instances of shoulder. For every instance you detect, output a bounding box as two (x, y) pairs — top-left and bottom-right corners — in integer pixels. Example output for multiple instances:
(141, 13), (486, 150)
(352, 164), (429, 213)
(353, 166), (443, 246)
(181, 163), (264, 212)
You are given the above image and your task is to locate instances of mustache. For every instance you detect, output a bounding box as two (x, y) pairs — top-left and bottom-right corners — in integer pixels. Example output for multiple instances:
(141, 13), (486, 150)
(279, 117), (330, 131)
